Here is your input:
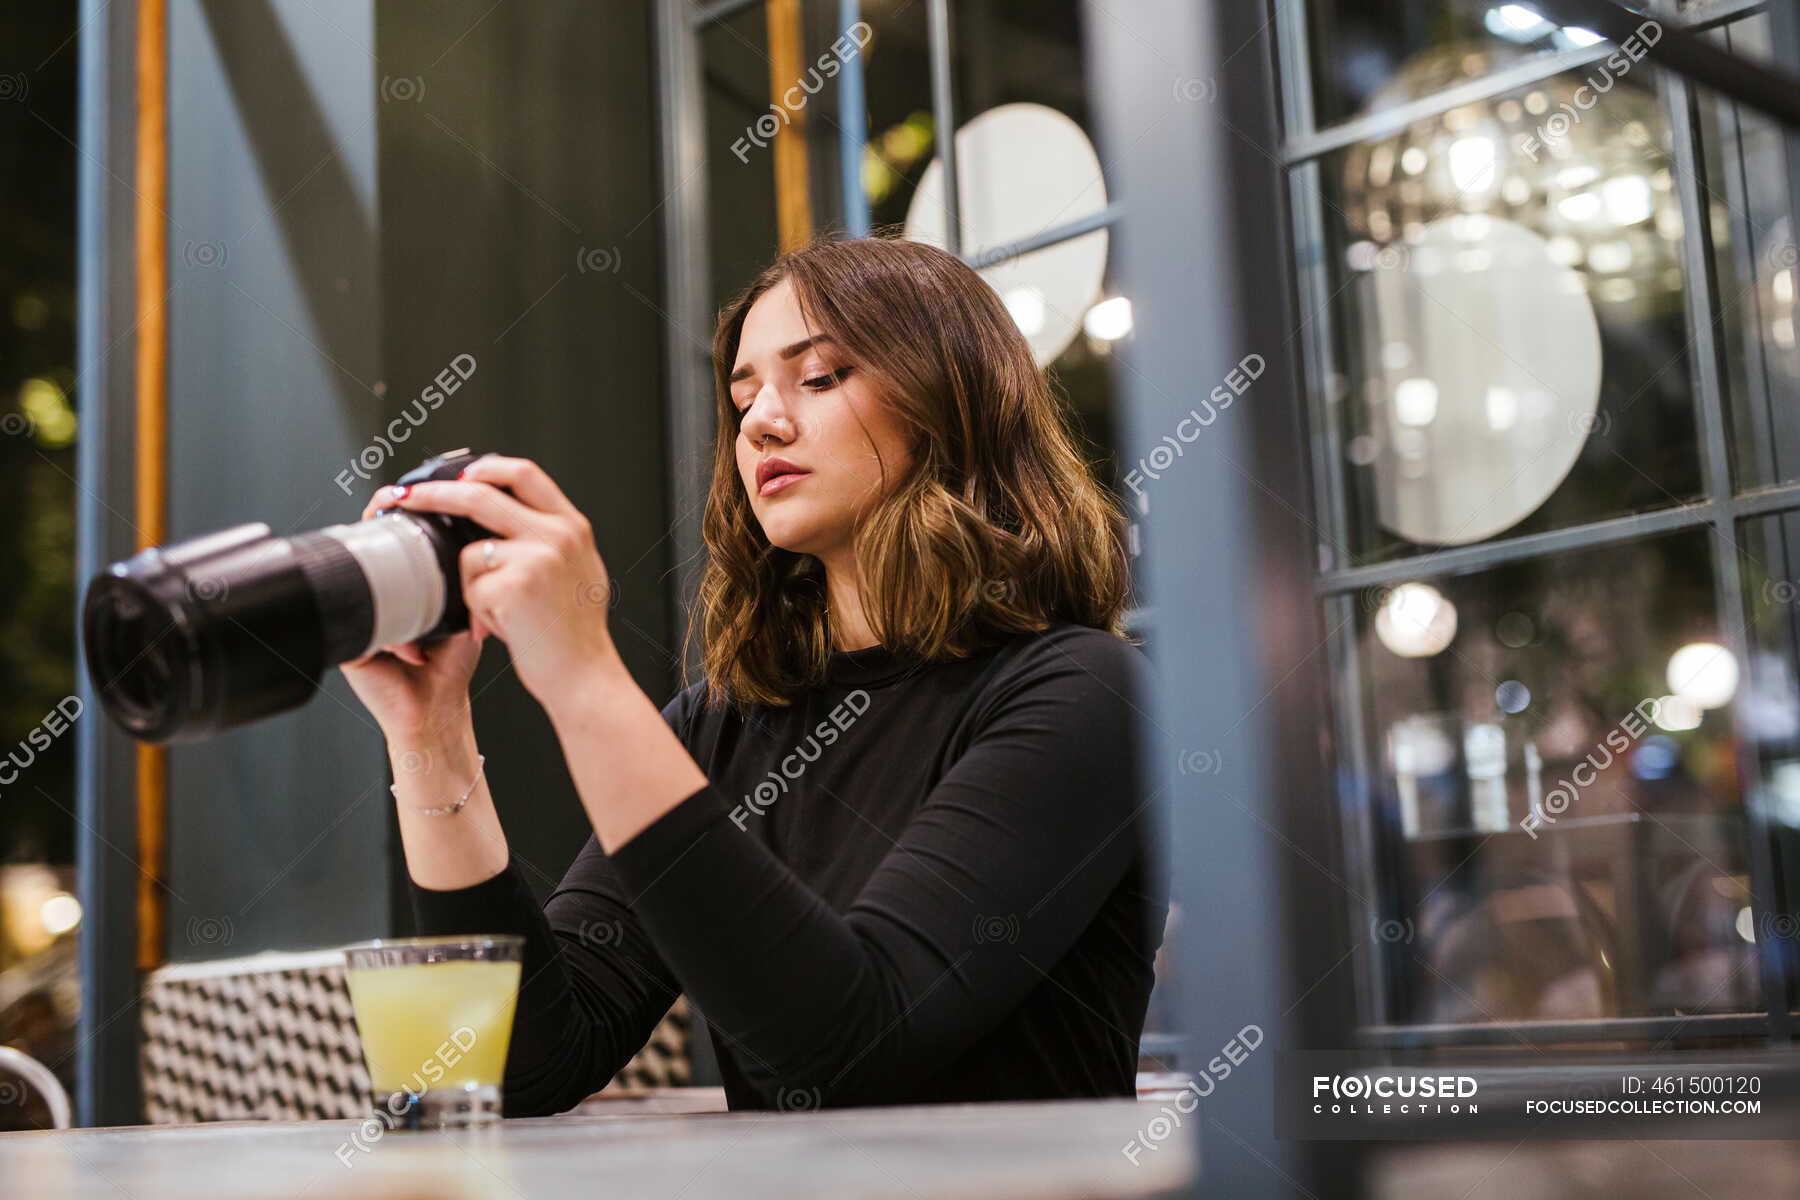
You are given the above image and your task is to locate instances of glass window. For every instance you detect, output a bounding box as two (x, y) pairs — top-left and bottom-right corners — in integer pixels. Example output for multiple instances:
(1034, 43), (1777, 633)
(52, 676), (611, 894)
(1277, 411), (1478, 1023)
(862, 3), (1112, 253)
(1310, 66), (1703, 567)
(952, 0), (1096, 146)
(697, 0), (1125, 494)
(1696, 15), (1800, 493)
(861, 1), (951, 235)
(1306, 0), (1619, 130)
(702, 2), (1011, 297)
(1290, 5), (1800, 1042)
(1737, 510), (1800, 1010)
(1027, 250), (1125, 493)
(703, 5), (781, 312)
(1355, 531), (1763, 1024)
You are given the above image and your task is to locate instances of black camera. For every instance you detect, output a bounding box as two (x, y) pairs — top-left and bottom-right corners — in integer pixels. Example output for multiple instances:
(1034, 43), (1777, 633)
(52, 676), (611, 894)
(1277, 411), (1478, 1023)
(81, 448), (495, 743)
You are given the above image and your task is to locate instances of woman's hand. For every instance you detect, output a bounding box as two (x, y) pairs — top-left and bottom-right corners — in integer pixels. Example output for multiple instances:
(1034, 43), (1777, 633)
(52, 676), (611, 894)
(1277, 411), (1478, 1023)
(378, 454), (619, 711)
(339, 490), (484, 742)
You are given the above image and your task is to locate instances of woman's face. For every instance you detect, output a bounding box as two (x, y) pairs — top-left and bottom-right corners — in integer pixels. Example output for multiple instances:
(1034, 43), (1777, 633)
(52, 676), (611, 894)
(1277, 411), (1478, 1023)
(729, 278), (913, 561)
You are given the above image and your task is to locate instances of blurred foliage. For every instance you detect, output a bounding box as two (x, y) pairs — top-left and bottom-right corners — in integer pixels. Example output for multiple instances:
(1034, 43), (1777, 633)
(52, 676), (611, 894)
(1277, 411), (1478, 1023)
(0, 6), (78, 866)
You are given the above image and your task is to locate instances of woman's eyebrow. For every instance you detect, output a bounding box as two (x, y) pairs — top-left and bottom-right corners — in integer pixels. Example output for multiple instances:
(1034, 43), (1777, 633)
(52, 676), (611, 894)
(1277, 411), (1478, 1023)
(728, 335), (836, 384)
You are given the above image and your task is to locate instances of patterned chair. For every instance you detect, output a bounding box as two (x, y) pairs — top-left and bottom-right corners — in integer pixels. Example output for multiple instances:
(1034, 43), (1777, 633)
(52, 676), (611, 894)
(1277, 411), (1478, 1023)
(140, 949), (694, 1122)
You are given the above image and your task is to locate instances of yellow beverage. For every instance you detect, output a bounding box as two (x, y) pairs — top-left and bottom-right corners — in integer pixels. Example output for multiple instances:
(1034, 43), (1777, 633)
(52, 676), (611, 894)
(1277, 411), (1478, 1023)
(345, 959), (521, 1093)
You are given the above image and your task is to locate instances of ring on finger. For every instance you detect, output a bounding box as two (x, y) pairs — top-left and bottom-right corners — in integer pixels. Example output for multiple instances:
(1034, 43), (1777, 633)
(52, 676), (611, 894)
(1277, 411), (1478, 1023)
(482, 539), (498, 572)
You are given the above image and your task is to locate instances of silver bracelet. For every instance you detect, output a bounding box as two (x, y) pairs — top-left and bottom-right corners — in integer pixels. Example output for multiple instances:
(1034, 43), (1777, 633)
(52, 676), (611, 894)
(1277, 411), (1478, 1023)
(394, 753), (485, 816)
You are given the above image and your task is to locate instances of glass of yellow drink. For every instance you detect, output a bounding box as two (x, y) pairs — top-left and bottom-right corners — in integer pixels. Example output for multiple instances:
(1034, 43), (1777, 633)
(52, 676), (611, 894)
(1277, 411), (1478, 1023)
(341, 934), (523, 1129)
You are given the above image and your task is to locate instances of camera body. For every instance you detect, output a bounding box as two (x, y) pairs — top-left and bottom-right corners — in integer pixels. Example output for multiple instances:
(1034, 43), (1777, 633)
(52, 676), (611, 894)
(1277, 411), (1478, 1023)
(82, 448), (499, 743)
(377, 448), (492, 644)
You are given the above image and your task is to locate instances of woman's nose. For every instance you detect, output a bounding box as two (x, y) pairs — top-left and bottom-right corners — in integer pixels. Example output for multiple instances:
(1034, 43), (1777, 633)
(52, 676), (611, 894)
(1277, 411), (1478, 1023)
(739, 385), (793, 446)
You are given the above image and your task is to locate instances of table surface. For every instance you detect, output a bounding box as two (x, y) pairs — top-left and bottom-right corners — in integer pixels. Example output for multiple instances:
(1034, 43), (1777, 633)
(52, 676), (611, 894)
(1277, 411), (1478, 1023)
(0, 1097), (1193, 1199)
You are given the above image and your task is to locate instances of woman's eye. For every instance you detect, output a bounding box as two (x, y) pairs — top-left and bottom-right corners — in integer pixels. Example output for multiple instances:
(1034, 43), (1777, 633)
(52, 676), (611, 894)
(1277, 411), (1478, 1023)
(803, 366), (852, 390)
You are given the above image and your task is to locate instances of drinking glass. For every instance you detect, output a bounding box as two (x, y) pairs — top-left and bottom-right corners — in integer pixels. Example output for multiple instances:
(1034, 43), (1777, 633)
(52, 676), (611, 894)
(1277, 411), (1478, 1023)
(341, 934), (523, 1129)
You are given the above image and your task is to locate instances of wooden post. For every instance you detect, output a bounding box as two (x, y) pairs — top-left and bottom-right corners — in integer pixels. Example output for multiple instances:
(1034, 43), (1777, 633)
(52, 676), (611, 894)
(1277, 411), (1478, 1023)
(133, 0), (168, 972)
(765, 0), (813, 251)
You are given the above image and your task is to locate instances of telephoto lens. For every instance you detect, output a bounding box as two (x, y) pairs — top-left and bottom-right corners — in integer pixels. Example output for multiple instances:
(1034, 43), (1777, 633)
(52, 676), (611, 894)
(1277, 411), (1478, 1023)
(82, 448), (494, 743)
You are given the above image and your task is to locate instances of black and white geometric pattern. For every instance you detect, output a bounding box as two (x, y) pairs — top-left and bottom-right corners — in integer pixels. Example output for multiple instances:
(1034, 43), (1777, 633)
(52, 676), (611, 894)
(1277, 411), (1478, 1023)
(612, 994), (693, 1089)
(141, 951), (695, 1122)
(256, 957), (372, 1120)
(141, 950), (367, 1123)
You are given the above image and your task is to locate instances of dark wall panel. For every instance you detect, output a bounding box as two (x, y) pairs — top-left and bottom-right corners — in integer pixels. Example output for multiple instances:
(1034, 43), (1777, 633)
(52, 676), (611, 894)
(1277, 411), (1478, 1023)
(162, 0), (388, 960)
(375, 0), (676, 911)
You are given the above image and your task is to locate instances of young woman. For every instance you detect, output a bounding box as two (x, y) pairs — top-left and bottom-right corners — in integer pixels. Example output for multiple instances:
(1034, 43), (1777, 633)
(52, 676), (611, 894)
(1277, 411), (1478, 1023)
(341, 236), (1167, 1114)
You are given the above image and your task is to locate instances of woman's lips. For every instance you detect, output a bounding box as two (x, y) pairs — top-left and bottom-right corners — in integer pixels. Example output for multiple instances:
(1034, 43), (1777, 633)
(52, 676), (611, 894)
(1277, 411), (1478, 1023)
(759, 469), (810, 497)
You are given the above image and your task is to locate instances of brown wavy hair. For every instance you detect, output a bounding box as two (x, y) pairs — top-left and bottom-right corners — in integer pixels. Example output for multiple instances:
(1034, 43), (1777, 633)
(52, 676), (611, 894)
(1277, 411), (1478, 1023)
(691, 235), (1131, 709)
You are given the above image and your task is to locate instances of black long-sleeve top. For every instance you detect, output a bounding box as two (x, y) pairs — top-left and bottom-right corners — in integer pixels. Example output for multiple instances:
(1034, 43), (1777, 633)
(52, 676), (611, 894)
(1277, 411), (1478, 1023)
(408, 622), (1169, 1113)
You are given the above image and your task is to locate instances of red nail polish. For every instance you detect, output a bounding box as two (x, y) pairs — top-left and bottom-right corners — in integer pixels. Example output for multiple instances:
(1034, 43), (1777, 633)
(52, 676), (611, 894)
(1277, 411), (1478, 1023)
(457, 466), (470, 478)
(393, 484), (410, 499)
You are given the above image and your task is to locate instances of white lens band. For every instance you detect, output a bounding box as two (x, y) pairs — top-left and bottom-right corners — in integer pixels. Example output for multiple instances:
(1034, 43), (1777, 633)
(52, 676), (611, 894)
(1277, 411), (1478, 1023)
(323, 515), (447, 656)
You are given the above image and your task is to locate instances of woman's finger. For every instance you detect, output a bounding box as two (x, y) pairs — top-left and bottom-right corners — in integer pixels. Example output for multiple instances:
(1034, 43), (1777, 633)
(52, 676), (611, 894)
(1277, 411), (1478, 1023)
(459, 454), (582, 518)
(387, 642), (428, 666)
(342, 646), (403, 674)
(386, 479), (542, 538)
(457, 537), (510, 601)
(344, 642), (425, 668)
(457, 540), (521, 640)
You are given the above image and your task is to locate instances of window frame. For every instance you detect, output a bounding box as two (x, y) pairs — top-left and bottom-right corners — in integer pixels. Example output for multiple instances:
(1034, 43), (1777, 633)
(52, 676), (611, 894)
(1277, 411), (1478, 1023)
(1273, 0), (1797, 1046)
(656, 0), (1140, 668)
(653, 0), (1800, 1053)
